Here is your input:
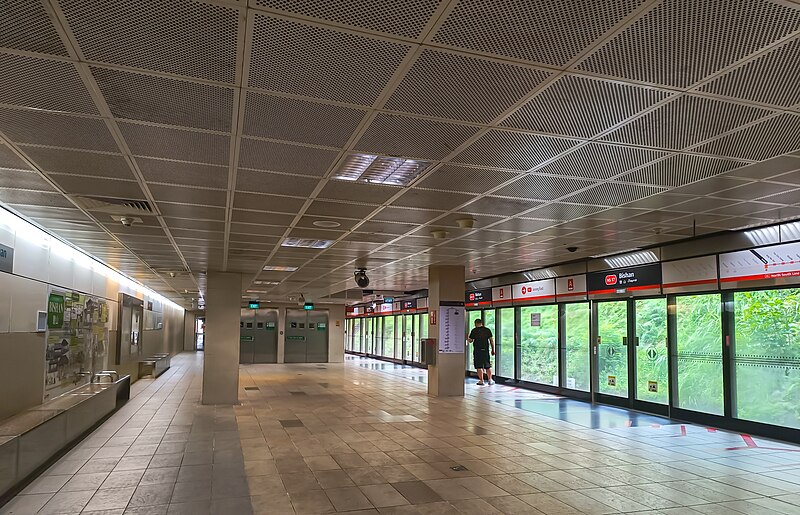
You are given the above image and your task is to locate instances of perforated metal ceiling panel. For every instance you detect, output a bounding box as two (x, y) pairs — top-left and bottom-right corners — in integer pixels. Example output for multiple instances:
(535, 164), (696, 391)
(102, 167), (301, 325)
(238, 138), (338, 176)
(354, 113), (481, 160)
(385, 49), (550, 124)
(502, 76), (668, 139)
(249, 15), (411, 105)
(453, 129), (578, 171)
(92, 67), (235, 131)
(59, 0), (240, 82)
(1, 0), (799, 305)
(578, 0), (800, 88)
(243, 92), (366, 148)
(433, 0), (645, 66)
(252, 0), (443, 38)
(604, 95), (772, 150)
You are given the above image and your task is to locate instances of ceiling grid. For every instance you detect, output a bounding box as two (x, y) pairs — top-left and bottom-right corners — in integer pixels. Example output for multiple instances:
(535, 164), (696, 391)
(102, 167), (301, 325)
(0, 0), (798, 305)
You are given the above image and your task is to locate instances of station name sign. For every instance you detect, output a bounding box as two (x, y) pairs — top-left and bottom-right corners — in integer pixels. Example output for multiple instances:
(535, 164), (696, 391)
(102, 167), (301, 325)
(587, 264), (661, 294)
(465, 288), (492, 307)
(401, 299), (416, 311)
(0, 243), (12, 274)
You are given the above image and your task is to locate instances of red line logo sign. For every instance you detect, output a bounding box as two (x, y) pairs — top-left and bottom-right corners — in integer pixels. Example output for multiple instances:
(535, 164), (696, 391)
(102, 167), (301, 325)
(469, 293), (475, 301)
(567, 278), (574, 291)
(605, 275), (618, 286)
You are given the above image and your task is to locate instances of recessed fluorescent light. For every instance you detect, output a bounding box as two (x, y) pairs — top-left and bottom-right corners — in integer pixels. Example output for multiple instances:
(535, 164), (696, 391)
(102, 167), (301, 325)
(262, 265), (298, 272)
(603, 250), (659, 268)
(246, 289), (268, 294)
(281, 237), (333, 249)
(332, 153), (432, 186)
(253, 280), (280, 285)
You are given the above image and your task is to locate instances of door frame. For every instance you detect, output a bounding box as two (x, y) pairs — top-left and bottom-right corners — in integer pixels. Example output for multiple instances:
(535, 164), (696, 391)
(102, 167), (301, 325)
(592, 297), (670, 417)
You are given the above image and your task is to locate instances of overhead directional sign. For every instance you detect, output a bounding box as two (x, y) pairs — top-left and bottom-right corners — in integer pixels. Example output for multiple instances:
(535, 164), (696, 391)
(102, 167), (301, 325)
(587, 264), (661, 295)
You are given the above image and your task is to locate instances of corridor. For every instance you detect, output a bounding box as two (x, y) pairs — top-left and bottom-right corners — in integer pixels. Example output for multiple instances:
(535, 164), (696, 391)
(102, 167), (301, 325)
(4, 353), (800, 514)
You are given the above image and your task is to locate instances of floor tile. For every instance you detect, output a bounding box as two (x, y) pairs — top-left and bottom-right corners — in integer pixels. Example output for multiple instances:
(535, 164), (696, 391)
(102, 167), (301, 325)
(325, 486), (374, 511)
(359, 484), (410, 507)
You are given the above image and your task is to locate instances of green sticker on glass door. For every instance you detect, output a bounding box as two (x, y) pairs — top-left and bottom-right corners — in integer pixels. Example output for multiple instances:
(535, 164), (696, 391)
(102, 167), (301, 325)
(287, 335), (306, 341)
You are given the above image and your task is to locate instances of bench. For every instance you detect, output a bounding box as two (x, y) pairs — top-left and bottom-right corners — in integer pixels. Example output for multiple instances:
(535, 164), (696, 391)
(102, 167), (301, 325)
(138, 353), (171, 379)
(0, 372), (131, 500)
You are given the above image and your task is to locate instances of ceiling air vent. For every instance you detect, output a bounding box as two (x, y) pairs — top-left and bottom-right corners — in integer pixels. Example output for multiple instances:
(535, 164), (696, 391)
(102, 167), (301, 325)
(72, 196), (154, 216)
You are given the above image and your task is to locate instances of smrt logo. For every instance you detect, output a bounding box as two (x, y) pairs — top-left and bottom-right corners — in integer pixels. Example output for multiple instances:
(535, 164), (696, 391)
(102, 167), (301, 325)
(605, 275), (618, 286)
(522, 286), (534, 294)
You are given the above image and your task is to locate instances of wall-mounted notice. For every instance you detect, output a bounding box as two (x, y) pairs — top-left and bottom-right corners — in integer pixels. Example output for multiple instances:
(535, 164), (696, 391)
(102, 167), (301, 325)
(46, 288), (110, 400)
(587, 264), (661, 295)
(379, 302), (393, 314)
(530, 312), (541, 327)
(662, 255), (718, 293)
(492, 285), (513, 305)
(720, 242), (800, 288)
(438, 306), (466, 354)
(512, 279), (555, 304)
(556, 275), (587, 300)
(465, 288), (492, 307)
(0, 243), (13, 273)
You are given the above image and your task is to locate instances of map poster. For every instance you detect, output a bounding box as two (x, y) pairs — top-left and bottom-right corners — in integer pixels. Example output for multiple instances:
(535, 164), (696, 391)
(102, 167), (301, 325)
(44, 288), (111, 401)
(438, 306), (466, 354)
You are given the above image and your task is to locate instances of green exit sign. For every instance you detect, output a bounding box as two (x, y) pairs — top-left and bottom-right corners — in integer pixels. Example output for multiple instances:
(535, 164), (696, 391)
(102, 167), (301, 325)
(303, 303), (314, 310)
(248, 301), (260, 309)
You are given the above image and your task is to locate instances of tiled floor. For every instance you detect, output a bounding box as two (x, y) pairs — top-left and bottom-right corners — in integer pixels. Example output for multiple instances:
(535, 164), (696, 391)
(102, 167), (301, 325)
(4, 353), (800, 515)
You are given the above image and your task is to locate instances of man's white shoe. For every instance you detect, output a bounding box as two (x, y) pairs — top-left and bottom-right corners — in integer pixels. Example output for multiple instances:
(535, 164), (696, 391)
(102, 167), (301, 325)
(488, 380), (495, 385)
(476, 380), (485, 385)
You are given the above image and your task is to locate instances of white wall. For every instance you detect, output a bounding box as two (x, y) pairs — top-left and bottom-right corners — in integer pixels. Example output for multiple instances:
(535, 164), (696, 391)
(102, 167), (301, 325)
(0, 208), (185, 422)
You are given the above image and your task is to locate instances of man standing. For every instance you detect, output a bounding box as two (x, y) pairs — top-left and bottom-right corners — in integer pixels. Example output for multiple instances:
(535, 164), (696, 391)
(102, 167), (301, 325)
(468, 318), (495, 385)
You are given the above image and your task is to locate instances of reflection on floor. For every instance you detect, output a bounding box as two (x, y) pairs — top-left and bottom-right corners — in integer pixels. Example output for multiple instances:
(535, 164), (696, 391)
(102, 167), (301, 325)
(4, 353), (800, 515)
(498, 398), (674, 430)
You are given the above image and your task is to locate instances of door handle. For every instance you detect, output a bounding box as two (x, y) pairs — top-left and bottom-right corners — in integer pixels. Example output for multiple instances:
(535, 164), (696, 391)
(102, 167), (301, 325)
(622, 337), (628, 346)
(635, 336), (640, 346)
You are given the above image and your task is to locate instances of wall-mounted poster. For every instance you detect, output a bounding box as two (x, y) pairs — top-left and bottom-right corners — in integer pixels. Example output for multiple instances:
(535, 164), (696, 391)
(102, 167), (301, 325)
(117, 293), (144, 365)
(45, 288), (110, 400)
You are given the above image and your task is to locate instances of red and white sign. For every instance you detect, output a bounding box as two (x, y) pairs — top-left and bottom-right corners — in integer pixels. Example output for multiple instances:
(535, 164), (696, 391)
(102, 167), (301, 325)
(662, 255), (718, 293)
(556, 275), (587, 300)
(430, 310), (436, 325)
(605, 274), (618, 286)
(512, 279), (555, 304)
(379, 302), (393, 314)
(492, 286), (512, 304)
(720, 242), (800, 288)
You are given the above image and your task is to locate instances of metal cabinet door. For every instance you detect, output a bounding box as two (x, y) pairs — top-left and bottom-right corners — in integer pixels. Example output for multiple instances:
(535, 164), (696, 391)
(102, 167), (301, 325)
(254, 309), (278, 363)
(306, 310), (329, 363)
(284, 309), (308, 363)
(239, 309), (255, 364)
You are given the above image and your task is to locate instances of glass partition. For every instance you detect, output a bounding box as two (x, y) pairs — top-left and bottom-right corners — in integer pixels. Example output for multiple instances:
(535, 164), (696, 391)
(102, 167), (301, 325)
(635, 298), (668, 405)
(497, 308), (514, 378)
(520, 305), (558, 385)
(675, 294), (723, 415)
(383, 315), (394, 358)
(564, 303), (590, 391)
(734, 288), (800, 429)
(597, 301), (629, 397)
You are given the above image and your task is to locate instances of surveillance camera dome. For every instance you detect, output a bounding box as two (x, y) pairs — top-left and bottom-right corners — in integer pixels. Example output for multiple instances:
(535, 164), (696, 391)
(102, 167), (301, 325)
(120, 217), (134, 227)
(567, 246), (578, 253)
(354, 269), (370, 288)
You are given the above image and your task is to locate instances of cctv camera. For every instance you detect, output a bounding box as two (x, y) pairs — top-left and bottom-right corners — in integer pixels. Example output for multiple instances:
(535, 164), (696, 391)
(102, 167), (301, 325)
(120, 217), (134, 227)
(298, 294), (306, 307)
(567, 246), (578, 253)
(354, 269), (370, 288)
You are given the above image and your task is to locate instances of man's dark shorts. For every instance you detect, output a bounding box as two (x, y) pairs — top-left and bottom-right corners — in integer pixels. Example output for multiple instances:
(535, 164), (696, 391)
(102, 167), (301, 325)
(473, 345), (491, 369)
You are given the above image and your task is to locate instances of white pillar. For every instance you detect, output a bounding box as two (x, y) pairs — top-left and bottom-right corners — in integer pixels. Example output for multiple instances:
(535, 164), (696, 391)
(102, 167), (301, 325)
(427, 265), (466, 397)
(202, 272), (241, 405)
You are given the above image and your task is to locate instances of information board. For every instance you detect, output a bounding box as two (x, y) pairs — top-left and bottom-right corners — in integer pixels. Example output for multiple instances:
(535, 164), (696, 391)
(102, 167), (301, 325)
(0, 243), (12, 273)
(662, 255), (718, 293)
(513, 279), (555, 304)
(720, 242), (800, 287)
(556, 275), (587, 300)
(438, 306), (466, 354)
(492, 285), (512, 305)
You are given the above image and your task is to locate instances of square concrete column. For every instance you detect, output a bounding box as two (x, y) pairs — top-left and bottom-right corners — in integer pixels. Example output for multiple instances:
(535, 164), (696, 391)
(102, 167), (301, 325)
(427, 265), (466, 397)
(202, 272), (242, 405)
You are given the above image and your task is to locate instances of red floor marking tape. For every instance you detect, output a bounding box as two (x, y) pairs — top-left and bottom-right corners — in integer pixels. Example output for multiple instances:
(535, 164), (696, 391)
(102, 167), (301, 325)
(681, 425), (687, 437)
(742, 434), (757, 448)
(707, 428), (717, 433)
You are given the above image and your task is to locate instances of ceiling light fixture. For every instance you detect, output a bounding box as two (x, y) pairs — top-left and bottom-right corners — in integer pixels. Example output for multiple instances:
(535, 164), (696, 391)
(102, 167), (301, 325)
(281, 237), (333, 249)
(332, 153), (432, 186)
(455, 218), (475, 229)
(263, 265), (298, 272)
(313, 220), (341, 228)
(430, 230), (448, 239)
(253, 280), (280, 286)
